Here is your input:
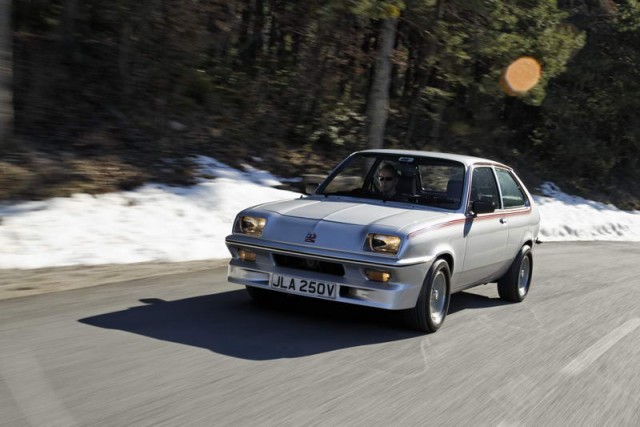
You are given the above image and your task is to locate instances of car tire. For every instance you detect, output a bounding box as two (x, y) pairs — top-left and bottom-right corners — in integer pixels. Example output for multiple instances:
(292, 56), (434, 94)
(405, 259), (451, 333)
(497, 246), (533, 302)
(245, 286), (283, 305)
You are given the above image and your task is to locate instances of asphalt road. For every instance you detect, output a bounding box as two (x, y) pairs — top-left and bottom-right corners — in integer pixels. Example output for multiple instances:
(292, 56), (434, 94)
(1, 242), (639, 426)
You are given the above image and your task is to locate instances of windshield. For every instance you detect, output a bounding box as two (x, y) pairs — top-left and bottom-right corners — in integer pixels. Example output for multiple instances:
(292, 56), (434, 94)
(317, 153), (466, 210)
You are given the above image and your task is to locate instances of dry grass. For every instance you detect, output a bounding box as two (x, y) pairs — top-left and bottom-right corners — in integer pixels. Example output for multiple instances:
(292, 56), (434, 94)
(2, 138), (639, 211)
(0, 132), (348, 203)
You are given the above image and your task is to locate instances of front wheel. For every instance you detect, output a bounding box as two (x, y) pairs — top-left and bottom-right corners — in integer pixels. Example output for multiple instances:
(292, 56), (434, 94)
(405, 259), (451, 333)
(497, 246), (533, 302)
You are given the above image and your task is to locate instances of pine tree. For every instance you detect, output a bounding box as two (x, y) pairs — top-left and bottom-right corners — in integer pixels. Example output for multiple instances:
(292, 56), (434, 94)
(0, 0), (13, 147)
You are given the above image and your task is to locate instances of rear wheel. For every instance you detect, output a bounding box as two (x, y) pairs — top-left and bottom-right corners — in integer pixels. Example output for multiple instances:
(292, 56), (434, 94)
(405, 259), (451, 333)
(497, 246), (533, 302)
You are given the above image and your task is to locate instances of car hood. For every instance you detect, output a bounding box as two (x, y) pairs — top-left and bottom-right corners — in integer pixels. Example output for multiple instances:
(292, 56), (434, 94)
(243, 197), (455, 253)
(259, 198), (448, 229)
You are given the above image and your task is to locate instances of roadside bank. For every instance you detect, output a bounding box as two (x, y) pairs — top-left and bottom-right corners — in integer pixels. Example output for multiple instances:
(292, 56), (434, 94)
(0, 259), (229, 300)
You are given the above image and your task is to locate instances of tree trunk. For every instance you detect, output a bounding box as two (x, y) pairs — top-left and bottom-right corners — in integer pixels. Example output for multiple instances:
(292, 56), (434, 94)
(252, 0), (265, 64)
(61, 0), (78, 63)
(403, 0), (444, 146)
(119, 21), (133, 105)
(366, 16), (398, 150)
(0, 0), (13, 148)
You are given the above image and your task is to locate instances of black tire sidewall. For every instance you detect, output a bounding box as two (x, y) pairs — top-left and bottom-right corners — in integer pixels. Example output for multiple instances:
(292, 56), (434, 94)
(498, 246), (532, 302)
(518, 247), (533, 299)
(430, 260), (451, 328)
(417, 259), (451, 332)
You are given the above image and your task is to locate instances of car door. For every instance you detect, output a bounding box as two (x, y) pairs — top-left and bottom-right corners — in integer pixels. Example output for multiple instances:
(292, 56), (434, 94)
(495, 168), (532, 257)
(459, 166), (509, 288)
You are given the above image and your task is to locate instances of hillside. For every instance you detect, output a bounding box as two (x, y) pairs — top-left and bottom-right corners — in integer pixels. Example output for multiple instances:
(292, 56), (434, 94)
(1, 1), (639, 209)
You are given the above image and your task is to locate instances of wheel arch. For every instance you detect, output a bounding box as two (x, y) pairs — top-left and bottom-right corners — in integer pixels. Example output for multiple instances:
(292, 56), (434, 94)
(436, 252), (455, 276)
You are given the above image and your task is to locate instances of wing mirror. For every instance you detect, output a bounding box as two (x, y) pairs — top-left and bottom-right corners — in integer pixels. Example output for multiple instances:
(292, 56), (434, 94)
(471, 200), (495, 216)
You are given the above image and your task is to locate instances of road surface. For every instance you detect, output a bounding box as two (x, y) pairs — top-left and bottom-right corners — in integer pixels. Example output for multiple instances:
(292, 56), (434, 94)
(1, 242), (639, 426)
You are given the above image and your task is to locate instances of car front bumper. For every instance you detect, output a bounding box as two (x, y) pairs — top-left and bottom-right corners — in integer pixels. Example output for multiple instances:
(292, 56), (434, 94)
(225, 236), (433, 310)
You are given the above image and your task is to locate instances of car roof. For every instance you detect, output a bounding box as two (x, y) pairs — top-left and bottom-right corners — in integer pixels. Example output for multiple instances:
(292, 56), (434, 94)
(356, 149), (509, 168)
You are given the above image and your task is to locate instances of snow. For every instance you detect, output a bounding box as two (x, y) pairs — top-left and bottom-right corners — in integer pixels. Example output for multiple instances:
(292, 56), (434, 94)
(0, 157), (638, 270)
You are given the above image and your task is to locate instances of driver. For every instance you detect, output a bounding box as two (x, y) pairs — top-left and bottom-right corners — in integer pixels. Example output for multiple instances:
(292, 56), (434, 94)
(377, 164), (399, 198)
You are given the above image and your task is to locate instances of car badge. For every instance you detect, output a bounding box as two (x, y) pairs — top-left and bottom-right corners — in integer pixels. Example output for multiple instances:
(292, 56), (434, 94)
(305, 232), (317, 243)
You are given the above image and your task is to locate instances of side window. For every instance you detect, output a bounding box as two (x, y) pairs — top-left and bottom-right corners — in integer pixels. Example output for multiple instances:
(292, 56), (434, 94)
(496, 169), (528, 208)
(470, 167), (500, 208)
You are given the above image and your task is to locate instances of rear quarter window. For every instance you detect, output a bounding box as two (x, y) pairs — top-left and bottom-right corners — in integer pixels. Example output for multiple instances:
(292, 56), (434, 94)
(496, 169), (528, 208)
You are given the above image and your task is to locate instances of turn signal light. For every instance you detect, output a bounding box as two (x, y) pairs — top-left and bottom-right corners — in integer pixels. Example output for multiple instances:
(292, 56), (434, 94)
(365, 269), (391, 282)
(238, 249), (257, 262)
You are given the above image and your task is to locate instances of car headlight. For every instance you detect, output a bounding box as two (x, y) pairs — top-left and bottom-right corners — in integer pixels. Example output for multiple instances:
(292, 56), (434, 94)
(365, 233), (402, 254)
(238, 216), (267, 236)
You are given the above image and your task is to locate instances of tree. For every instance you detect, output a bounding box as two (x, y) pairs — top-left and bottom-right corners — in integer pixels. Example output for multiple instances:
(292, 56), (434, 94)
(0, 0), (13, 148)
(363, 2), (402, 149)
(397, 0), (585, 150)
(533, 0), (640, 198)
(366, 10), (399, 149)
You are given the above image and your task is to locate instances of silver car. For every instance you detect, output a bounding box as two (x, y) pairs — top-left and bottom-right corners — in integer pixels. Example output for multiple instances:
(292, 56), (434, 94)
(225, 149), (540, 332)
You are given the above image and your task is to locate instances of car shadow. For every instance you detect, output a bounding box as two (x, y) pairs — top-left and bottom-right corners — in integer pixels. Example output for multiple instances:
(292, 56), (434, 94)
(79, 287), (511, 360)
(78, 289), (422, 361)
(448, 290), (511, 314)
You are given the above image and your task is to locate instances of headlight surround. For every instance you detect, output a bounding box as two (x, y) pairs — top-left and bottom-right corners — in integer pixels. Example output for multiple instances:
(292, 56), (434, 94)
(365, 233), (402, 254)
(238, 216), (267, 237)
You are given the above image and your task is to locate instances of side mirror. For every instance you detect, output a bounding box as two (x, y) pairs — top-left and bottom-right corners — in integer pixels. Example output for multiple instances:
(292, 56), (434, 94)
(305, 183), (319, 195)
(471, 200), (495, 216)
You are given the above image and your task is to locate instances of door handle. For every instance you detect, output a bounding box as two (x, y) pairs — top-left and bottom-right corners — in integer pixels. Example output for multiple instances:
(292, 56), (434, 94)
(499, 218), (507, 224)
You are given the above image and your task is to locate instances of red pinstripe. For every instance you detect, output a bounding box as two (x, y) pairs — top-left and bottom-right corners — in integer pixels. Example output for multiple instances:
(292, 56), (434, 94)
(408, 207), (532, 239)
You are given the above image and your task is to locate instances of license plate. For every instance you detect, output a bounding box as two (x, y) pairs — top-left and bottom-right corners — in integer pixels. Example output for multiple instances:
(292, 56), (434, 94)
(270, 274), (337, 299)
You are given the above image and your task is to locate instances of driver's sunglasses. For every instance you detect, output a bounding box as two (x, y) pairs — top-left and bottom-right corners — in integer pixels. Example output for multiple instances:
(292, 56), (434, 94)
(378, 176), (395, 182)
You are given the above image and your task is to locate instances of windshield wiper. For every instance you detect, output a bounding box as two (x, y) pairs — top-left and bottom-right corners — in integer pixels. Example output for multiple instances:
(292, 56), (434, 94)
(321, 191), (380, 200)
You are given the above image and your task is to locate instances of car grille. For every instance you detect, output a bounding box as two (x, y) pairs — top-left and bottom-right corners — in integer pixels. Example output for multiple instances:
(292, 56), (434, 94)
(273, 254), (345, 276)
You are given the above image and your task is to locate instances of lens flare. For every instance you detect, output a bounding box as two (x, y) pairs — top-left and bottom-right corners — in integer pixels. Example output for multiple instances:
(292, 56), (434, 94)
(500, 57), (542, 96)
